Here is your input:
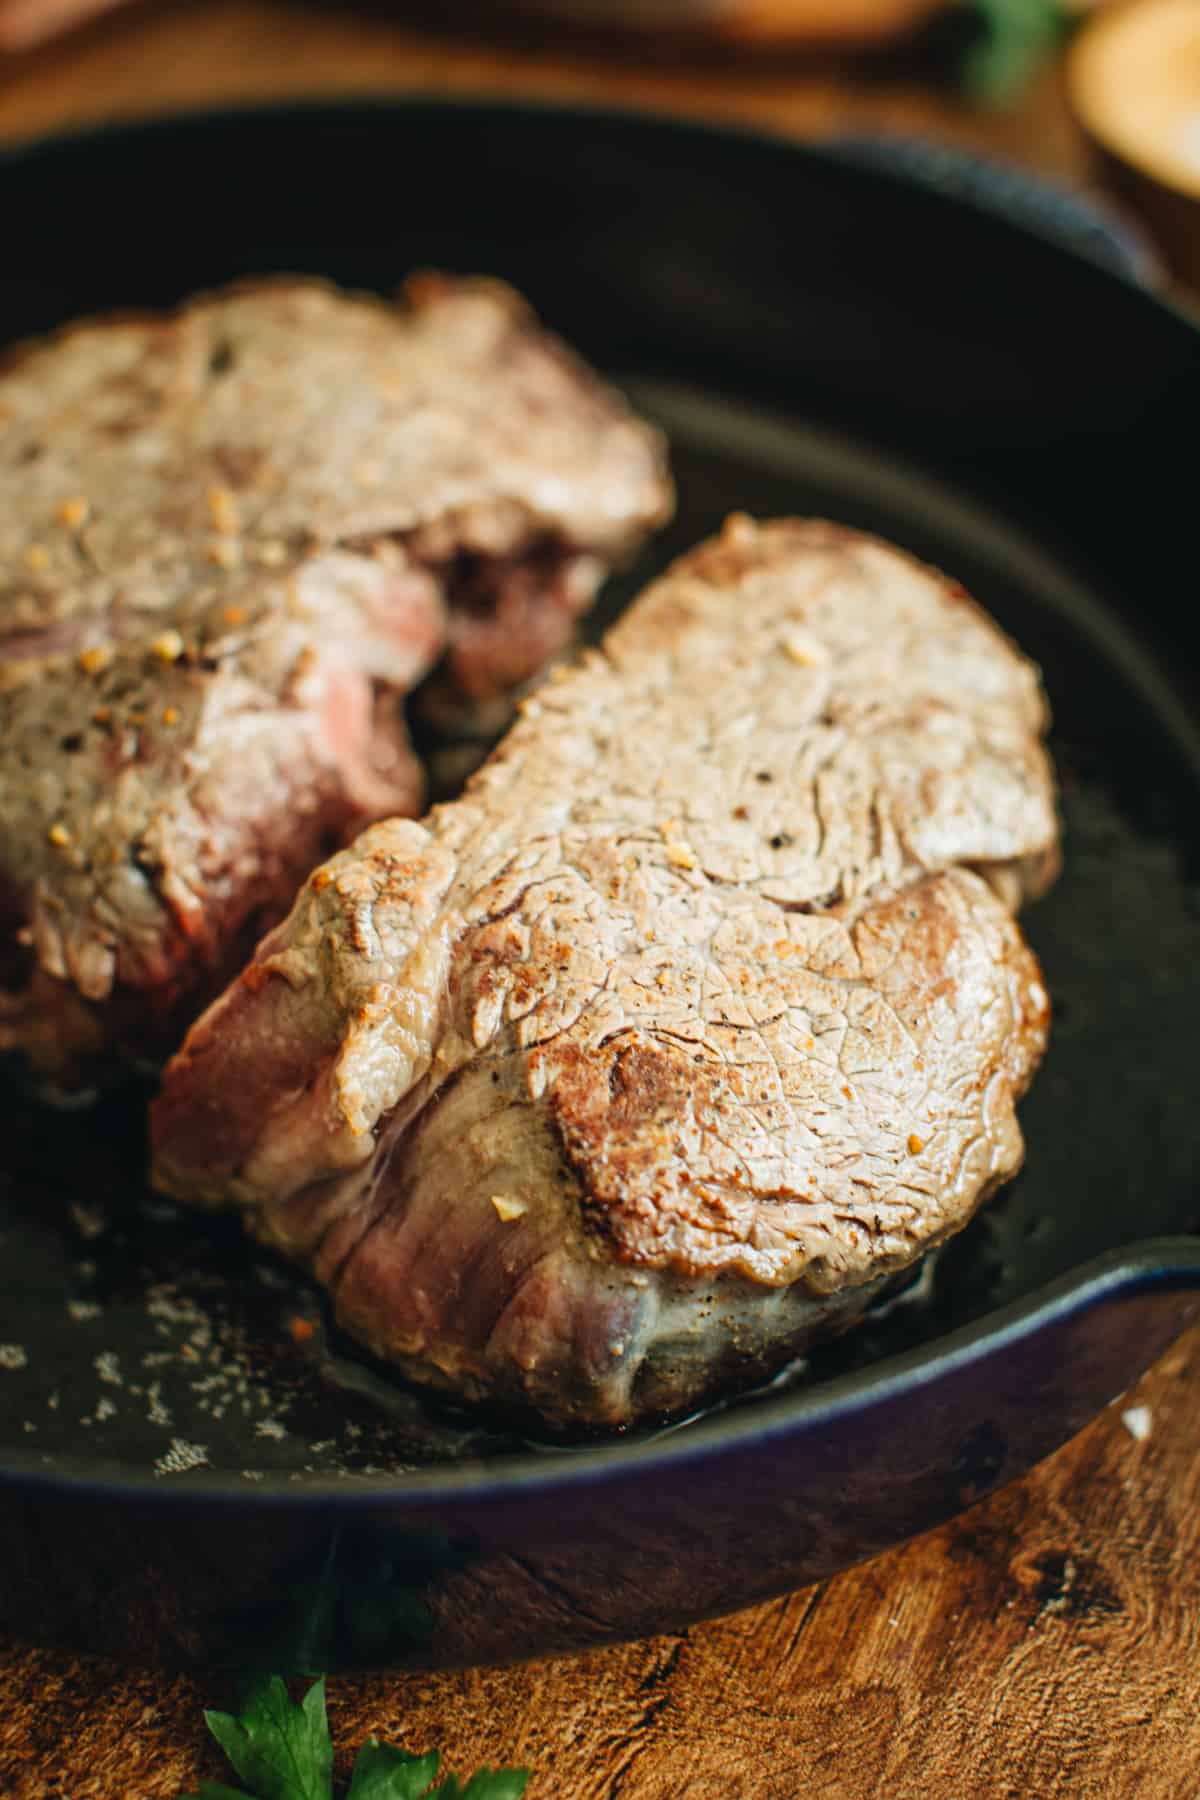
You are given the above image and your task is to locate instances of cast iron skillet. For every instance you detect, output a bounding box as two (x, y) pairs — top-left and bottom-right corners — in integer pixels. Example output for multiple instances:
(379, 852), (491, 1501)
(2, 100), (1200, 1672)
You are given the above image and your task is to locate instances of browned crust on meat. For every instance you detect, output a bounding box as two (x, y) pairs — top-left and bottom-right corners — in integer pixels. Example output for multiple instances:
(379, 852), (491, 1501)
(155, 515), (1058, 1294)
(0, 275), (672, 1080)
(544, 872), (1048, 1284)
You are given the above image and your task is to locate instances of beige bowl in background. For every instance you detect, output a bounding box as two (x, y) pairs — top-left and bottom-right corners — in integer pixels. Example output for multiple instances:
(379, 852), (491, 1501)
(1068, 0), (1200, 291)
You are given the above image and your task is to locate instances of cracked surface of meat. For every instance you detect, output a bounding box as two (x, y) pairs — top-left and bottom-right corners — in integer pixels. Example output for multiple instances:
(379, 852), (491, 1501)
(0, 275), (671, 1081)
(153, 518), (1058, 1429)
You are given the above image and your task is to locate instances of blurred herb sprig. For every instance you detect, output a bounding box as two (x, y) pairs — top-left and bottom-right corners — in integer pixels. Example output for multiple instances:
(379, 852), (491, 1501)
(964, 0), (1072, 104)
(180, 1676), (529, 1800)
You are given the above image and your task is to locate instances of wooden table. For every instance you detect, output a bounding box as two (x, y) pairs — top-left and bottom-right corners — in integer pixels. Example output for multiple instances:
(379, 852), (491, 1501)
(2, 8), (1199, 1796)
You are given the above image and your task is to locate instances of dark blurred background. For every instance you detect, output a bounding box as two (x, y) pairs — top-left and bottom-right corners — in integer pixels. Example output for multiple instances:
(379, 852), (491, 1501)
(1, 1), (1197, 291)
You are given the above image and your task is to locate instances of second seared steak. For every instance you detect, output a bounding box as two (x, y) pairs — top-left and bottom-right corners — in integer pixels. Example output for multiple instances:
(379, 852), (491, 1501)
(0, 276), (670, 1083)
(153, 518), (1058, 1431)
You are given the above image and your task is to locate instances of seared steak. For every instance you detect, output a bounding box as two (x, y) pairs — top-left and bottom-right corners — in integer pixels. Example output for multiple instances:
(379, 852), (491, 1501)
(152, 518), (1058, 1430)
(0, 276), (670, 1082)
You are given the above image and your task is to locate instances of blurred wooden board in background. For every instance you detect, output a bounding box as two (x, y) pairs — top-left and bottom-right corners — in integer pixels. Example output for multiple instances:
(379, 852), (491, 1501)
(0, 0), (1089, 181)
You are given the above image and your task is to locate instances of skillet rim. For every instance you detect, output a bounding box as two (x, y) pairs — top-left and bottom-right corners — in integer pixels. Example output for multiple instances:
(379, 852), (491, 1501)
(3, 91), (1197, 330)
(0, 1238), (1198, 1504)
(2, 94), (1199, 1509)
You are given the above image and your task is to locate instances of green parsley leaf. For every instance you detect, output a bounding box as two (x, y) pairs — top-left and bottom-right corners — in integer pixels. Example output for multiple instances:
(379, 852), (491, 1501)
(200, 1676), (334, 1800)
(180, 1677), (530, 1800)
(345, 1740), (529, 1800)
(346, 1738), (440, 1799)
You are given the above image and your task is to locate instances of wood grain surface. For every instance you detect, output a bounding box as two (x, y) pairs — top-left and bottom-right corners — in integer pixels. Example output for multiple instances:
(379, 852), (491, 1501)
(1, 8), (1198, 1797)
(2, 1328), (1198, 1798)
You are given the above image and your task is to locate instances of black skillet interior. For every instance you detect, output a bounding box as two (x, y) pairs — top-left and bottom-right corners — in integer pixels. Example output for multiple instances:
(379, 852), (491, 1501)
(1, 103), (1200, 1661)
